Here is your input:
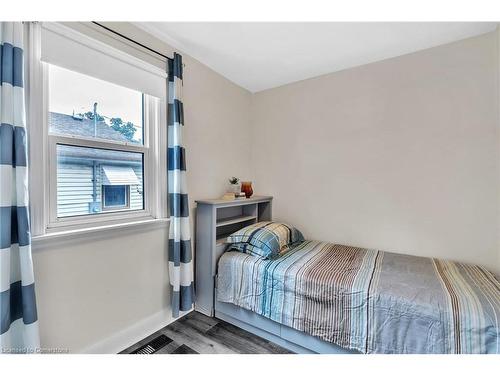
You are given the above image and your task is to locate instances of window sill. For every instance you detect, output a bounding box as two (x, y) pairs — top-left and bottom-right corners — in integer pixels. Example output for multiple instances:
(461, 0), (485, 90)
(31, 218), (170, 248)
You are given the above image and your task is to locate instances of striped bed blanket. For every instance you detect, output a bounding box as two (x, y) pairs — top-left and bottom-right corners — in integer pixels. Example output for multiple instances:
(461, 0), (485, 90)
(216, 240), (500, 354)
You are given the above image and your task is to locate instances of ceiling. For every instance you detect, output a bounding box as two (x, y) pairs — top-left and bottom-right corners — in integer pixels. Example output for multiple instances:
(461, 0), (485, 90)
(136, 22), (497, 93)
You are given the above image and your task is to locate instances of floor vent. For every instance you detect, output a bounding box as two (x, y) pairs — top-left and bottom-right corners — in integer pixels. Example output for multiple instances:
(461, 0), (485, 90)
(131, 334), (173, 354)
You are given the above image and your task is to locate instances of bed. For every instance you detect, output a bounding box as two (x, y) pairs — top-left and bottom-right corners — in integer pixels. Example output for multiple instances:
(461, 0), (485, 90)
(216, 240), (500, 354)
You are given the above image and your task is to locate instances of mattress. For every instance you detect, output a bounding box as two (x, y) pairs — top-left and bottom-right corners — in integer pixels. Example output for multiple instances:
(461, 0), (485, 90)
(216, 240), (500, 354)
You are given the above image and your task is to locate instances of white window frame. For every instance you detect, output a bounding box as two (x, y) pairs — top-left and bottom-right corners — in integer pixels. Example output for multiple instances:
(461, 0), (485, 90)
(27, 22), (168, 237)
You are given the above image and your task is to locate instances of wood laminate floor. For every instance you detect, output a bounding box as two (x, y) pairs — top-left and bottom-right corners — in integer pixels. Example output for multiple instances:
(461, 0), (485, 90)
(120, 311), (293, 354)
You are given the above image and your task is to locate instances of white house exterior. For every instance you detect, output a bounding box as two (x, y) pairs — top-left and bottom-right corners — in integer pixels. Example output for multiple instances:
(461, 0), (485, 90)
(51, 112), (144, 217)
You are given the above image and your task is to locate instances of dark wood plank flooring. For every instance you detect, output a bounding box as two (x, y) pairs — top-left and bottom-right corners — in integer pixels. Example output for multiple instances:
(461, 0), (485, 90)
(120, 311), (293, 354)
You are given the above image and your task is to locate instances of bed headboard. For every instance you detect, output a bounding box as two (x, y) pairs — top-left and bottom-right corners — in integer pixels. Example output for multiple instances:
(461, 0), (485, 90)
(194, 196), (273, 316)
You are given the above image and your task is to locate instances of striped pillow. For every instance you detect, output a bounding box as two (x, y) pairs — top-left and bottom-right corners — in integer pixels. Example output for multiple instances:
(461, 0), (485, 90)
(227, 221), (304, 259)
(228, 243), (264, 258)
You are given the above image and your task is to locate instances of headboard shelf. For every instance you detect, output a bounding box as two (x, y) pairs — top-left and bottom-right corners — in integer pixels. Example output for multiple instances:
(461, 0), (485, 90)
(195, 195), (273, 316)
(216, 214), (257, 227)
(196, 195), (273, 206)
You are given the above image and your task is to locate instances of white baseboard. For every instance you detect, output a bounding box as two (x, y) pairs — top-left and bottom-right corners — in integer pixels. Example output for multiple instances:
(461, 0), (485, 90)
(79, 308), (192, 354)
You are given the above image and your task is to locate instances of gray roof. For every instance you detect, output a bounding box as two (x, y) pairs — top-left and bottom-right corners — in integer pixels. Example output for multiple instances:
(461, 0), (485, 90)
(58, 144), (142, 164)
(49, 112), (130, 142)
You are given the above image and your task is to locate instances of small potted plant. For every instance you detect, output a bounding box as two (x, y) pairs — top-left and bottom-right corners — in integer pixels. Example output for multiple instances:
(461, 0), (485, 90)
(228, 177), (240, 194)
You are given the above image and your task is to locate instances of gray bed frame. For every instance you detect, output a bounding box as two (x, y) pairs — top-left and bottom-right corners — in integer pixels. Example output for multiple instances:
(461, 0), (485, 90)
(195, 196), (357, 354)
(214, 290), (356, 354)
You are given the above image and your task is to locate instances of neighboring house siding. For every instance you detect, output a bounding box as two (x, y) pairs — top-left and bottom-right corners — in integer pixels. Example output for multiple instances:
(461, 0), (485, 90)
(57, 163), (97, 217)
(57, 162), (143, 217)
(129, 165), (144, 210)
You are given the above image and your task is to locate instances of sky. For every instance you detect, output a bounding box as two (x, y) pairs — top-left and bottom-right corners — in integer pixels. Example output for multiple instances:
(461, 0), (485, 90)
(48, 64), (144, 142)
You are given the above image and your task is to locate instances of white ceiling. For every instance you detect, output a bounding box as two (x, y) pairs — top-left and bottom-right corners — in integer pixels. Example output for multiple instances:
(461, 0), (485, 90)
(136, 22), (497, 93)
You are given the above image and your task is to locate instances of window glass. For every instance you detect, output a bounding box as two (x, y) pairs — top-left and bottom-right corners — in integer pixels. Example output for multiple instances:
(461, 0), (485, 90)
(48, 64), (144, 144)
(56, 144), (144, 217)
(103, 185), (128, 208)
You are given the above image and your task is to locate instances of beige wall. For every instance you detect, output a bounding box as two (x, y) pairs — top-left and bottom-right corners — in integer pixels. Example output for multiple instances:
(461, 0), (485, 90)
(32, 23), (253, 353)
(497, 26), (500, 278)
(33, 225), (170, 353)
(251, 31), (500, 275)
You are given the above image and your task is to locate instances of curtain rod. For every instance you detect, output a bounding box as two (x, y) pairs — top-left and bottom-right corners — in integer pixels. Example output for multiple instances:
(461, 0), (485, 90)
(92, 22), (173, 61)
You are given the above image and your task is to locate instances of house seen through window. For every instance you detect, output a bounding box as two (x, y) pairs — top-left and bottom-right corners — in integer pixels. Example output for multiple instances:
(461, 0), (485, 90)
(49, 65), (145, 218)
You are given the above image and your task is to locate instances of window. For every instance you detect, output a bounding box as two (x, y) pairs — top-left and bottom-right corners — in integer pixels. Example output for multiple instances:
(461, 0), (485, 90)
(102, 186), (130, 210)
(48, 66), (149, 222)
(48, 64), (145, 145)
(28, 23), (168, 235)
(56, 145), (143, 217)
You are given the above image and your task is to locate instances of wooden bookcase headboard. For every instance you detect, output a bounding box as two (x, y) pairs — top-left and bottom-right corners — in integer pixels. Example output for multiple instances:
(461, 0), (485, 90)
(194, 196), (273, 316)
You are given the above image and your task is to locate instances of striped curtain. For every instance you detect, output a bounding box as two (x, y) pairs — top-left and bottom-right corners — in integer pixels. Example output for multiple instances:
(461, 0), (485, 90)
(0, 22), (40, 353)
(167, 53), (194, 318)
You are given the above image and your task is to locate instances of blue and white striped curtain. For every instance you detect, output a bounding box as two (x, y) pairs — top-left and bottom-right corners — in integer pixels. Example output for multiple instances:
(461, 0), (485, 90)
(0, 22), (40, 353)
(168, 53), (194, 318)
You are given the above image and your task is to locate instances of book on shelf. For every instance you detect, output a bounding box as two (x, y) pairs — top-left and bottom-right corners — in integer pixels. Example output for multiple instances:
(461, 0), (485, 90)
(221, 192), (247, 200)
(221, 192), (235, 200)
(221, 192), (246, 201)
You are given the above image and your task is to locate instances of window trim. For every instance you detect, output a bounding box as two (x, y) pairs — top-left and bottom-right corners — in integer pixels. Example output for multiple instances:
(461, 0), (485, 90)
(27, 22), (168, 237)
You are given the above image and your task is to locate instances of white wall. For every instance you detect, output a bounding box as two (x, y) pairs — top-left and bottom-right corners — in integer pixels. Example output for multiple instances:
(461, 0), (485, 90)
(251, 31), (500, 275)
(32, 22), (253, 353)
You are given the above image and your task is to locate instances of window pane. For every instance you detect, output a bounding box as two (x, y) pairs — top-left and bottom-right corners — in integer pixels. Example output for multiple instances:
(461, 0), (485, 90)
(103, 185), (128, 208)
(48, 64), (144, 144)
(56, 145), (144, 218)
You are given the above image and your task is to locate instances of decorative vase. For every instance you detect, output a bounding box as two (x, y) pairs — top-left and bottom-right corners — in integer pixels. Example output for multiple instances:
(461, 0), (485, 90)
(228, 183), (240, 194)
(241, 181), (253, 198)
